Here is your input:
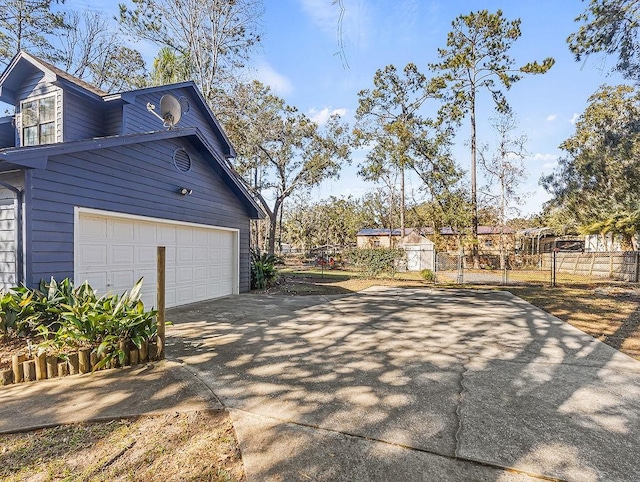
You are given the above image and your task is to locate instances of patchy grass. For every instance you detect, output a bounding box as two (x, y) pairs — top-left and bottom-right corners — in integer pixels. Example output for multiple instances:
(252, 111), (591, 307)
(0, 410), (244, 482)
(507, 285), (640, 361)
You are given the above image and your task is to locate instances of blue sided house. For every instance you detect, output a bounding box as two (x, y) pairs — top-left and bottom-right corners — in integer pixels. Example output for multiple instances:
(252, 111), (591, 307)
(0, 51), (263, 308)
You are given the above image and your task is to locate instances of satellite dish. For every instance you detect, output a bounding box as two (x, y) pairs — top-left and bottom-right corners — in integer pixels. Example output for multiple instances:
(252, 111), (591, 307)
(146, 94), (182, 129)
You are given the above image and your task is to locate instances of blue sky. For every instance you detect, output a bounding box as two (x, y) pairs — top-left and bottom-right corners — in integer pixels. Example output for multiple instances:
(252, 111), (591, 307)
(64, 0), (624, 217)
(251, 0), (625, 217)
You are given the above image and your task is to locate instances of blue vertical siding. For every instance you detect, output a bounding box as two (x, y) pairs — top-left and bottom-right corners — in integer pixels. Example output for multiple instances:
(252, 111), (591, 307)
(122, 88), (227, 154)
(25, 137), (252, 291)
(0, 118), (14, 148)
(104, 105), (123, 136)
(63, 91), (104, 141)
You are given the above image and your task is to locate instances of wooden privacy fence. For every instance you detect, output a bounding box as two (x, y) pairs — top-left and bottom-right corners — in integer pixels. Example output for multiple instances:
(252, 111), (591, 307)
(542, 251), (640, 282)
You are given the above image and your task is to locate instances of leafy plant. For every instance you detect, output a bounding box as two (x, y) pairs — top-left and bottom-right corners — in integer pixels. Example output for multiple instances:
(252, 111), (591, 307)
(420, 269), (435, 281)
(1, 277), (159, 372)
(345, 248), (405, 277)
(250, 249), (279, 290)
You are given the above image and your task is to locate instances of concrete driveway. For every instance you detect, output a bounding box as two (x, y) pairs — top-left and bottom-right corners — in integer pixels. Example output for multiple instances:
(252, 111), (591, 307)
(166, 286), (640, 482)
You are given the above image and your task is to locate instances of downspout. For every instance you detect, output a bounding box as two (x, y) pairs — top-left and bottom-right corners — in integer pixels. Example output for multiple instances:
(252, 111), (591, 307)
(0, 179), (23, 286)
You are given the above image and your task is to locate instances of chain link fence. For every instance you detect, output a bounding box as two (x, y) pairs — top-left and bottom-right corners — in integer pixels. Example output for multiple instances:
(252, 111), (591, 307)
(434, 250), (640, 286)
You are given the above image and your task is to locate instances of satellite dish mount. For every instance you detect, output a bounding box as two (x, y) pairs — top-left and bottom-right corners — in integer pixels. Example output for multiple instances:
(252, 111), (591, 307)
(146, 94), (182, 129)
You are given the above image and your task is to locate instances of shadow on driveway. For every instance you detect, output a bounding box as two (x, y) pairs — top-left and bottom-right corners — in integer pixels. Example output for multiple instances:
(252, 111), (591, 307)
(166, 287), (640, 482)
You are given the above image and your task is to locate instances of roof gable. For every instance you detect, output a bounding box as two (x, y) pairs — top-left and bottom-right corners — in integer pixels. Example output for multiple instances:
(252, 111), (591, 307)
(108, 82), (236, 158)
(0, 51), (106, 104)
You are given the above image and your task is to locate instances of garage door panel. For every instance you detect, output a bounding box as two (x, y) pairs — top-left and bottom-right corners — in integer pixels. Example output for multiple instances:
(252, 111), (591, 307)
(136, 245), (157, 264)
(111, 269), (135, 292)
(193, 265), (207, 281)
(193, 283), (207, 300)
(77, 212), (237, 308)
(136, 223), (157, 243)
(194, 247), (208, 263)
(165, 289), (176, 307)
(79, 217), (107, 239)
(176, 286), (193, 304)
(176, 266), (193, 283)
(111, 219), (135, 241)
(78, 271), (107, 293)
(158, 225), (176, 244)
(177, 247), (193, 263)
(165, 246), (177, 264)
(177, 228), (193, 244)
(78, 244), (107, 265)
(111, 245), (135, 265)
(208, 282), (221, 297)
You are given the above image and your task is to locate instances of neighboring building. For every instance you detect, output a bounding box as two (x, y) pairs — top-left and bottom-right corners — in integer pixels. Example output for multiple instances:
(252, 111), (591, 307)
(399, 231), (435, 271)
(356, 228), (417, 248)
(0, 51), (263, 307)
(516, 228), (584, 254)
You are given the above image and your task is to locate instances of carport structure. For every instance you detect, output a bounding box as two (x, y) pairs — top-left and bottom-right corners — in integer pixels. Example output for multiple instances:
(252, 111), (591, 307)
(168, 287), (640, 481)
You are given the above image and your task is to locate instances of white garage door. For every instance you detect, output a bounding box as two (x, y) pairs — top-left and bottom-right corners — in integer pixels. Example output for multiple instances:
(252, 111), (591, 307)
(75, 209), (238, 308)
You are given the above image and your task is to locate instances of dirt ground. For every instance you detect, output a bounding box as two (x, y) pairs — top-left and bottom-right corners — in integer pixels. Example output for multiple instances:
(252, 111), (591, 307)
(0, 410), (244, 482)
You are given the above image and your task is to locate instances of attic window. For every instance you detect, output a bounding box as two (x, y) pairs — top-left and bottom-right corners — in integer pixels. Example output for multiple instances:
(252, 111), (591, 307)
(173, 148), (192, 172)
(21, 95), (56, 146)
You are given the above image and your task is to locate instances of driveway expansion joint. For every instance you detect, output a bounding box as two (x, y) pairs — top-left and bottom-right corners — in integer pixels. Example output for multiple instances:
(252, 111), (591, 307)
(231, 408), (566, 482)
(454, 357), (471, 460)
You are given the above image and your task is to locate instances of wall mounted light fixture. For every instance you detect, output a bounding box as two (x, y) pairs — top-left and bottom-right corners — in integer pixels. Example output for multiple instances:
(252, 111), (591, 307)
(179, 187), (193, 195)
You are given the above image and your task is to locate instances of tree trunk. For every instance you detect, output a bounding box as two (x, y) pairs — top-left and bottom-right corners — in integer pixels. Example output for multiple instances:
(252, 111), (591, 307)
(400, 163), (405, 239)
(470, 89), (479, 269)
(267, 199), (282, 255)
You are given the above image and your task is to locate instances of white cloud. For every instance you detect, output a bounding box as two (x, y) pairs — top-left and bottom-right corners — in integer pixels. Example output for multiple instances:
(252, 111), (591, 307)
(308, 107), (347, 125)
(254, 62), (293, 96)
(300, 0), (340, 36)
(299, 0), (370, 49)
(546, 114), (557, 122)
(526, 153), (558, 170)
(570, 112), (580, 124)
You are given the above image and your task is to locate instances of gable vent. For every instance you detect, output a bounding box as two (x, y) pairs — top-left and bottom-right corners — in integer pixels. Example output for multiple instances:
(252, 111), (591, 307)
(173, 148), (192, 172)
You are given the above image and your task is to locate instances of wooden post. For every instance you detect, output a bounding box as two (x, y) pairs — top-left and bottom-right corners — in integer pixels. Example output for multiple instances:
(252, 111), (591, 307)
(139, 341), (148, 362)
(57, 362), (68, 377)
(157, 246), (166, 360)
(79, 349), (91, 374)
(68, 352), (79, 375)
(119, 340), (130, 366)
(0, 369), (12, 385)
(46, 356), (58, 379)
(12, 354), (25, 383)
(130, 348), (139, 366)
(635, 251), (640, 283)
(35, 353), (47, 380)
(148, 341), (158, 361)
(23, 360), (36, 381)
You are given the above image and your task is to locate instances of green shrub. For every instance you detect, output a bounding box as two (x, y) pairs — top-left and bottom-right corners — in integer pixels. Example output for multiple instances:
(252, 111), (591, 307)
(344, 248), (405, 277)
(420, 269), (435, 281)
(251, 249), (279, 290)
(1, 277), (159, 370)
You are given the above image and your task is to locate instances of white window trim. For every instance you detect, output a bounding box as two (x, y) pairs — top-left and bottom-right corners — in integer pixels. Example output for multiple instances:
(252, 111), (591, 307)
(20, 92), (58, 147)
